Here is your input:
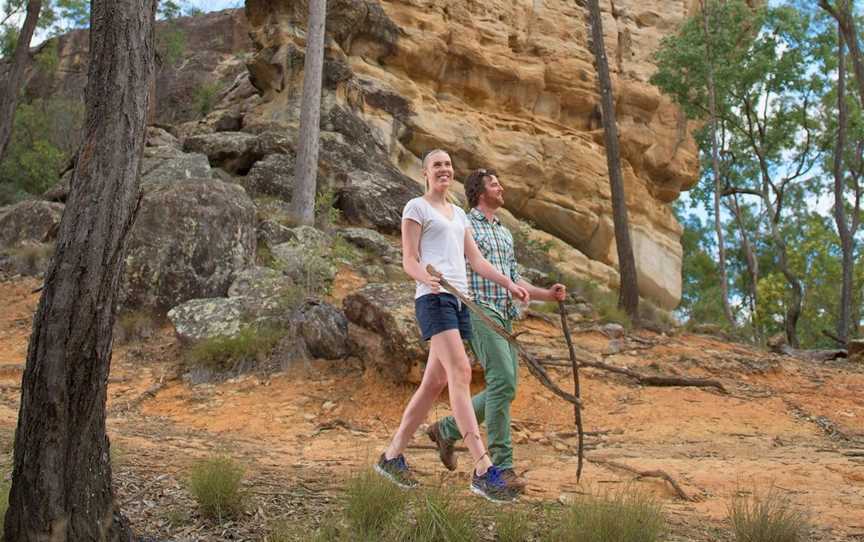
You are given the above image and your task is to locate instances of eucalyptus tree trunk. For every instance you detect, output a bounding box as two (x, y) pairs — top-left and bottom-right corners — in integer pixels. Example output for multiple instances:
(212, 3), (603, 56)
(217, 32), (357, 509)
(833, 25), (859, 343)
(586, 0), (640, 319)
(4, 0), (158, 539)
(0, 0), (42, 162)
(290, 0), (327, 226)
(729, 194), (760, 340)
(701, 0), (735, 328)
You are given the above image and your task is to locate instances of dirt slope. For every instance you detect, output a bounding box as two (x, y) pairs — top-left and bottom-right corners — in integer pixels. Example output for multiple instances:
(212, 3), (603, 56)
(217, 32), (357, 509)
(0, 277), (862, 541)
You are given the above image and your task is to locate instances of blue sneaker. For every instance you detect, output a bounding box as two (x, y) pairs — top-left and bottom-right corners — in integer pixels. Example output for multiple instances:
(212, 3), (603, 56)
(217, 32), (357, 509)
(471, 465), (516, 502)
(374, 453), (418, 489)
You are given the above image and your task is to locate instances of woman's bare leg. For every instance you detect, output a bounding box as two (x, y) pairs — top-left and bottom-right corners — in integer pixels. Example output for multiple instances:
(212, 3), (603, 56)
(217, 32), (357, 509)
(384, 350), (447, 460)
(430, 330), (493, 474)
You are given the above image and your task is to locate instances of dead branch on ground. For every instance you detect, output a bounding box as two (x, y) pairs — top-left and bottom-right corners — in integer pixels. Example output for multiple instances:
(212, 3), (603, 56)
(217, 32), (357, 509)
(587, 457), (696, 501)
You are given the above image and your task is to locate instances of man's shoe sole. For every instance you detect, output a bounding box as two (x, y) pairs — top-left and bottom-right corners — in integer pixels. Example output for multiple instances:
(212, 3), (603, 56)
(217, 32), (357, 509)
(374, 463), (417, 489)
(470, 484), (516, 503)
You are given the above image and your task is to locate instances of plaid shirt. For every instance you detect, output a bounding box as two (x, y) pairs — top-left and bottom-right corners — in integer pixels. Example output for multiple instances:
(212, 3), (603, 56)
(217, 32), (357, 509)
(467, 207), (522, 320)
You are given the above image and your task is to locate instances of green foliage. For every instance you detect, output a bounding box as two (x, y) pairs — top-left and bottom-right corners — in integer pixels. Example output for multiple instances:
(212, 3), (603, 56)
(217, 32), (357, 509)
(314, 188), (343, 229)
(187, 455), (246, 521)
(547, 487), (666, 542)
(494, 507), (531, 542)
(394, 488), (476, 542)
(193, 81), (221, 116)
(34, 38), (59, 73)
(577, 280), (632, 329)
(157, 25), (187, 67)
(728, 487), (808, 542)
(184, 326), (284, 372)
(0, 98), (84, 197)
(344, 469), (409, 540)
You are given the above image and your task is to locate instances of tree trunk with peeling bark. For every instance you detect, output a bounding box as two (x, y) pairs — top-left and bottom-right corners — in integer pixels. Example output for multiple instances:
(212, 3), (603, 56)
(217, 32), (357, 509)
(0, 0), (42, 162)
(586, 0), (640, 320)
(4, 0), (158, 539)
(289, 0), (327, 226)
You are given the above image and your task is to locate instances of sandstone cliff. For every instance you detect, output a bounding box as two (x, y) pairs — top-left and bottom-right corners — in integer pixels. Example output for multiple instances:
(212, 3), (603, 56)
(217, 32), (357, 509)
(242, 0), (702, 309)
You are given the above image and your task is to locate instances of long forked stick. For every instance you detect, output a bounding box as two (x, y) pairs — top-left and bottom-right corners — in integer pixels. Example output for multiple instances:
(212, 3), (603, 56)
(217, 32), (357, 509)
(426, 265), (581, 407)
(559, 301), (585, 482)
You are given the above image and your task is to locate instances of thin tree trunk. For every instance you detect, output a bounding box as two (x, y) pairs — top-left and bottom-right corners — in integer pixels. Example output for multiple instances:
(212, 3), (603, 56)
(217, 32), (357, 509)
(586, 0), (640, 319)
(729, 194), (760, 339)
(0, 0), (42, 162)
(289, 0), (327, 226)
(821, 0), (864, 110)
(4, 0), (158, 539)
(834, 22), (854, 343)
(701, 0), (735, 327)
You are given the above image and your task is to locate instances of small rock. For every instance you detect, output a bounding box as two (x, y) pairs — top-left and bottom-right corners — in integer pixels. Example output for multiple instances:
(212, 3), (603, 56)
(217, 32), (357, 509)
(322, 401), (337, 411)
(601, 323), (625, 339)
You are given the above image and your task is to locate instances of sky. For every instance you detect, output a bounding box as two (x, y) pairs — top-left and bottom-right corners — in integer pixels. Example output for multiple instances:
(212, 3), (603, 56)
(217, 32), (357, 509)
(189, 0), (242, 12)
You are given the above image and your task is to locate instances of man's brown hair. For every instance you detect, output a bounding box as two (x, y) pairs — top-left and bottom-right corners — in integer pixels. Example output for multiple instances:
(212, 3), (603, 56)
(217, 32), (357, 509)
(465, 168), (497, 209)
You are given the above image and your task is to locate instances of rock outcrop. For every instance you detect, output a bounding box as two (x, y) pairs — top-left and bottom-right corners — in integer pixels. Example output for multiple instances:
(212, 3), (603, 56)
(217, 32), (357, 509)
(240, 0), (699, 308)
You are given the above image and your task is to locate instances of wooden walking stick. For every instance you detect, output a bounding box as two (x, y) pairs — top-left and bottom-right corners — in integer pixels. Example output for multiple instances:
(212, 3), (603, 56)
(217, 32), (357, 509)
(425, 265), (581, 408)
(558, 300), (584, 482)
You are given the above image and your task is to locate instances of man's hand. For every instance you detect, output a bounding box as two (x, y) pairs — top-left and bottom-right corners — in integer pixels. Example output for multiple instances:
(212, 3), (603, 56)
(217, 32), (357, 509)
(509, 281), (530, 303)
(549, 283), (566, 302)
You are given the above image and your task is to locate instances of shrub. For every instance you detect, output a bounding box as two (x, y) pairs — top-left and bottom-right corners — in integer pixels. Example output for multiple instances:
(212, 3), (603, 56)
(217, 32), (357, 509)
(188, 455), (245, 521)
(577, 280), (632, 329)
(156, 25), (187, 67)
(344, 469), (408, 539)
(4, 243), (54, 276)
(728, 487), (808, 542)
(184, 326), (284, 372)
(395, 488), (476, 542)
(114, 310), (160, 343)
(547, 487), (666, 542)
(314, 188), (342, 229)
(193, 81), (222, 117)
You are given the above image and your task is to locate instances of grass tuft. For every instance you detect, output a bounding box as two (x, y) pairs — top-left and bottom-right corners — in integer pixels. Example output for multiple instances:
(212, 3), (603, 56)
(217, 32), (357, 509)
(495, 506), (531, 542)
(395, 487), (476, 542)
(548, 487), (666, 542)
(115, 310), (159, 343)
(187, 455), (245, 521)
(728, 487), (808, 542)
(184, 326), (283, 372)
(344, 469), (408, 539)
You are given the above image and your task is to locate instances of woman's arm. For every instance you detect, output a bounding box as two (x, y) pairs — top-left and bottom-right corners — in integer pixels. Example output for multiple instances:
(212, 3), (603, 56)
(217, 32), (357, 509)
(402, 219), (440, 292)
(464, 230), (529, 302)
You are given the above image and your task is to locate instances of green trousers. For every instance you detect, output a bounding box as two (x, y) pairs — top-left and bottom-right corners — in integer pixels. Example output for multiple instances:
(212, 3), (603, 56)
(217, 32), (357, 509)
(438, 306), (518, 470)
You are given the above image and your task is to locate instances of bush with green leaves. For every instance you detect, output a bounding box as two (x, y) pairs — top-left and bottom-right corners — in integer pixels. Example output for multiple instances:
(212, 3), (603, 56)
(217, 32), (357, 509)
(188, 455), (245, 521)
(547, 487), (666, 542)
(184, 326), (284, 372)
(728, 487), (808, 542)
(193, 81), (222, 116)
(0, 98), (84, 198)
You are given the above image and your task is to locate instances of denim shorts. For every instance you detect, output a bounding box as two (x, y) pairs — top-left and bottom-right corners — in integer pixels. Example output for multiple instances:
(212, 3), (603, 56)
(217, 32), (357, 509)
(415, 293), (472, 341)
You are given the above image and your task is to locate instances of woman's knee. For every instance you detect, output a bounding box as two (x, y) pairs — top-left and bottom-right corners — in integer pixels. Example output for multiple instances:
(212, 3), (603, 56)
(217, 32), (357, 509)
(448, 361), (472, 388)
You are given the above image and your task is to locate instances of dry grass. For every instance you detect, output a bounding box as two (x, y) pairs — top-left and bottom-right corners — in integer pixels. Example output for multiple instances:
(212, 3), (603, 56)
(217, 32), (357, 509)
(187, 455), (246, 521)
(728, 487), (809, 542)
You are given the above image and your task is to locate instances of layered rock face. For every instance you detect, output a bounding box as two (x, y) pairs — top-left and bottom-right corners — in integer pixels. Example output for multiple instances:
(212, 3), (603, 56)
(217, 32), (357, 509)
(243, 0), (701, 309)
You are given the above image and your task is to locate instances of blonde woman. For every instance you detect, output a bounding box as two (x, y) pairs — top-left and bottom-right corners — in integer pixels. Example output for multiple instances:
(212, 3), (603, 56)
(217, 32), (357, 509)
(375, 150), (529, 502)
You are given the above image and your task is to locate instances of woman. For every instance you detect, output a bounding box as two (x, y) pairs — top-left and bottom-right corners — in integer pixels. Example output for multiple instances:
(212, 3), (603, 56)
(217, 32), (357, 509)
(375, 149), (529, 503)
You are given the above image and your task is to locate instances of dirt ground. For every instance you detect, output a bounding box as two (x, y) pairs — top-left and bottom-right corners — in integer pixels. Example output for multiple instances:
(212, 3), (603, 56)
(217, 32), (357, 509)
(1, 275), (863, 541)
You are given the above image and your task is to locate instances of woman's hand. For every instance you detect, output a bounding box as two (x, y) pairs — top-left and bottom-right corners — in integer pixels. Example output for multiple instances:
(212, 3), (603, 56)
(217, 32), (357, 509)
(421, 273), (441, 293)
(508, 281), (530, 303)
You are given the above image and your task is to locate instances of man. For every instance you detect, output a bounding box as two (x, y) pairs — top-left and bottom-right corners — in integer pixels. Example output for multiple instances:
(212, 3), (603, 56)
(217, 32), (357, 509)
(426, 168), (566, 493)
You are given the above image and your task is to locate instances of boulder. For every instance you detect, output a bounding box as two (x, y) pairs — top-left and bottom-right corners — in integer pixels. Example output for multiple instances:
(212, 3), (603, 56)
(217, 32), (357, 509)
(121, 179), (257, 310)
(299, 301), (350, 359)
(271, 242), (336, 289)
(244, 153), (295, 199)
(141, 151), (213, 185)
(337, 227), (398, 261)
(257, 219), (295, 249)
(0, 200), (64, 249)
(343, 282), (426, 381)
(183, 131), (260, 174)
(167, 297), (248, 342)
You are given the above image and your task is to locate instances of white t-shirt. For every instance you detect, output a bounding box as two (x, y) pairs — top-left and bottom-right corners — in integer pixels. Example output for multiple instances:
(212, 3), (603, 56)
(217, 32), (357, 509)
(402, 197), (471, 299)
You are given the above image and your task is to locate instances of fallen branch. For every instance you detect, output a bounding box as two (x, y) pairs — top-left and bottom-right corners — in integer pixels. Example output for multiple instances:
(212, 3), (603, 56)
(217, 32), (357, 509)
(559, 300), (585, 482)
(427, 265), (581, 406)
(822, 329), (847, 347)
(539, 357), (727, 393)
(587, 457), (694, 501)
